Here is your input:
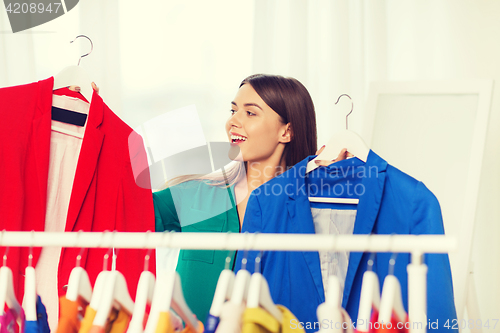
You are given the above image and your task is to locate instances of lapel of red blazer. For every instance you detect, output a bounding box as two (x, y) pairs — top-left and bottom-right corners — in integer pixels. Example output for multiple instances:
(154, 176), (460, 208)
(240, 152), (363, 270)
(32, 78), (54, 220)
(65, 83), (105, 233)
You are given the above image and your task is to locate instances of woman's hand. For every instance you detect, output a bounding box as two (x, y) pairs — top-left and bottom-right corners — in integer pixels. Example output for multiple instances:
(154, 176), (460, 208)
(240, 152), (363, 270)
(91, 82), (99, 94)
(314, 146), (354, 167)
(68, 82), (100, 94)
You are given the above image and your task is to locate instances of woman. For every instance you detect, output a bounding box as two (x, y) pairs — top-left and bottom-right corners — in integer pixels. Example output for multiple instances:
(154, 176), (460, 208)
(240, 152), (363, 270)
(153, 74), (346, 323)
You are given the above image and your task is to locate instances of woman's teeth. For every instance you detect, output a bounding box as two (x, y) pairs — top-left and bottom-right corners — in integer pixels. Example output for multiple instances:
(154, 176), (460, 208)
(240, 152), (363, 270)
(231, 135), (247, 143)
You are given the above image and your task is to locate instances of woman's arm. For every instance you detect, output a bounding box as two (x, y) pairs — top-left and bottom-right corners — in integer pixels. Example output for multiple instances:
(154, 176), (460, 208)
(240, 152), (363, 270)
(153, 188), (181, 232)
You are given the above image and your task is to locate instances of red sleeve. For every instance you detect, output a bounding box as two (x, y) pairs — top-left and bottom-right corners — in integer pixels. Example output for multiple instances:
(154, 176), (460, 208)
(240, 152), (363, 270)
(114, 130), (156, 298)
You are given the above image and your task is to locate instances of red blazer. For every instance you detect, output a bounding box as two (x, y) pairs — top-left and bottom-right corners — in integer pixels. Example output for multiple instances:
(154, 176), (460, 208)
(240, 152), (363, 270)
(0, 77), (155, 299)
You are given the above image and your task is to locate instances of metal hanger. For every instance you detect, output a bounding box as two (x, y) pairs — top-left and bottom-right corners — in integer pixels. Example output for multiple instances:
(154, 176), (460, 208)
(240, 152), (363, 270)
(72, 35), (93, 66)
(52, 35), (94, 134)
(335, 94), (353, 130)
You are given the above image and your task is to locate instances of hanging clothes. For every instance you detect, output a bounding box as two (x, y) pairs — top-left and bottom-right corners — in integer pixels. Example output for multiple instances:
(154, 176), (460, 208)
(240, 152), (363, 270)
(214, 302), (244, 333)
(154, 312), (203, 333)
(56, 296), (87, 333)
(235, 151), (457, 333)
(86, 308), (131, 333)
(25, 295), (50, 333)
(241, 305), (304, 333)
(0, 78), (155, 306)
(79, 307), (97, 333)
(204, 314), (220, 333)
(0, 307), (25, 333)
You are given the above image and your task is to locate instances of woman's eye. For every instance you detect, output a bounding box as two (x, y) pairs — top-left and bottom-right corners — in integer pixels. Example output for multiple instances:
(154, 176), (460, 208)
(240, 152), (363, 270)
(230, 109), (236, 115)
(246, 111), (255, 116)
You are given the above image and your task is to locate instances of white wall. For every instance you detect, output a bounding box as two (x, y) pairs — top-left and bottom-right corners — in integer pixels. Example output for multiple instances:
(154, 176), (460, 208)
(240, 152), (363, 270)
(382, 1), (500, 329)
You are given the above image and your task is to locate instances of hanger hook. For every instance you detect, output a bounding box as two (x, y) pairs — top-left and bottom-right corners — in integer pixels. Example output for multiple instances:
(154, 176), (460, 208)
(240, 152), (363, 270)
(76, 230), (85, 268)
(255, 251), (264, 273)
(102, 230), (112, 271)
(241, 231), (251, 271)
(111, 230), (120, 271)
(367, 252), (376, 272)
(143, 230), (153, 272)
(335, 94), (353, 130)
(224, 231), (234, 270)
(388, 233), (398, 275)
(28, 230), (35, 267)
(2, 230), (8, 267)
(71, 35), (93, 66)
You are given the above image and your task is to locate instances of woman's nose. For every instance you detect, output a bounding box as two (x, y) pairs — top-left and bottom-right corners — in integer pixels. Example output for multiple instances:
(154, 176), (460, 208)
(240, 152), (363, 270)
(229, 110), (243, 127)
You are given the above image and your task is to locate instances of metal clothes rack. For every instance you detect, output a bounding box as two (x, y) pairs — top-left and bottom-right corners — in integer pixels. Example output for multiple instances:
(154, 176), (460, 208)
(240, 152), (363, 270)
(0, 232), (457, 333)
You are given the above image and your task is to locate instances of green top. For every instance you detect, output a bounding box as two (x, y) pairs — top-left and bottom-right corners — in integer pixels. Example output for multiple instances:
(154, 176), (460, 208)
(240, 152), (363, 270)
(153, 180), (240, 323)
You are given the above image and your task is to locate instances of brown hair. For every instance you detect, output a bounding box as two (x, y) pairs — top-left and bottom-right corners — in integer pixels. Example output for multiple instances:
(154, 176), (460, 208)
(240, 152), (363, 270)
(165, 74), (317, 188)
(239, 74), (317, 169)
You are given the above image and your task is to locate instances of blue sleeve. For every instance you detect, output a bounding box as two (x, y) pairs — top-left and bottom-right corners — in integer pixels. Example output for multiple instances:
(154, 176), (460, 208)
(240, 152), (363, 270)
(411, 181), (458, 332)
(234, 192), (263, 274)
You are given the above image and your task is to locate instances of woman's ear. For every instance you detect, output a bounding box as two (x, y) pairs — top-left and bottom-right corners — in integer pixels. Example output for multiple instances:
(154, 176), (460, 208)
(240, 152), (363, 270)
(280, 123), (293, 143)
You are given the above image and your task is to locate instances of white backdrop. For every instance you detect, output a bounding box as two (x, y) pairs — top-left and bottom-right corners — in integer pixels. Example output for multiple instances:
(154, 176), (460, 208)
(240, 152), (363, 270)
(1, 1), (500, 330)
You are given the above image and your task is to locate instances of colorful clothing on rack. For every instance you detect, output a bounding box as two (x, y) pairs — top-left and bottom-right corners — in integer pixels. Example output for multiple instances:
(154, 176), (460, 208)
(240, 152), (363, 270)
(204, 314), (220, 333)
(25, 295), (50, 333)
(215, 302), (244, 333)
(155, 312), (203, 333)
(236, 152), (457, 333)
(0, 77), (156, 318)
(79, 307), (97, 333)
(0, 307), (26, 333)
(241, 305), (304, 333)
(56, 296), (87, 333)
(80, 307), (131, 333)
(107, 308), (130, 333)
(87, 327), (104, 333)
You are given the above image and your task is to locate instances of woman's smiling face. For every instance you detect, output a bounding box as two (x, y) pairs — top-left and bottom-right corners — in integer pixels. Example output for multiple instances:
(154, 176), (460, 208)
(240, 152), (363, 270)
(225, 83), (291, 164)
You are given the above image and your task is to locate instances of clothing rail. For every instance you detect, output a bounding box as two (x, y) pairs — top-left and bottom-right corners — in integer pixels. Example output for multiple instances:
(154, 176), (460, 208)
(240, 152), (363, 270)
(0, 232), (457, 257)
(1, 232), (452, 333)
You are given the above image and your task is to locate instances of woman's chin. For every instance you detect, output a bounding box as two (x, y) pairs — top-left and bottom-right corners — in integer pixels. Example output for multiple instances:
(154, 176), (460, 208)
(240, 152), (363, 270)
(228, 145), (244, 162)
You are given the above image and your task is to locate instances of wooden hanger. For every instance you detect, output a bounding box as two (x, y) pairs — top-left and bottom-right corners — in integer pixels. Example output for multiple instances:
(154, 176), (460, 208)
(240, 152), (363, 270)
(93, 250), (135, 327)
(127, 251), (156, 333)
(316, 276), (343, 333)
(144, 270), (198, 332)
(209, 255), (235, 317)
(22, 243), (37, 322)
(357, 254), (381, 332)
(378, 254), (407, 323)
(246, 254), (282, 322)
(0, 248), (22, 319)
(53, 35), (94, 105)
(307, 94), (369, 204)
(66, 248), (92, 304)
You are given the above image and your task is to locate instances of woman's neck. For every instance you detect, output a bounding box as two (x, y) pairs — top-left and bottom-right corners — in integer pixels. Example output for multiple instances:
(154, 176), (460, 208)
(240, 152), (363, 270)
(234, 157), (287, 228)
(245, 157), (286, 192)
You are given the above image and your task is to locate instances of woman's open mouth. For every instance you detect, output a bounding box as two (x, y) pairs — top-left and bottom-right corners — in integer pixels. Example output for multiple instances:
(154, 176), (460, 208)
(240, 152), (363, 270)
(230, 134), (247, 145)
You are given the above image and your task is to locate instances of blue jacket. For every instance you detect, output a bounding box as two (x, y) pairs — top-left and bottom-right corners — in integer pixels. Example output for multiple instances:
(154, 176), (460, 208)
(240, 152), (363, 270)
(235, 151), (457, 333)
